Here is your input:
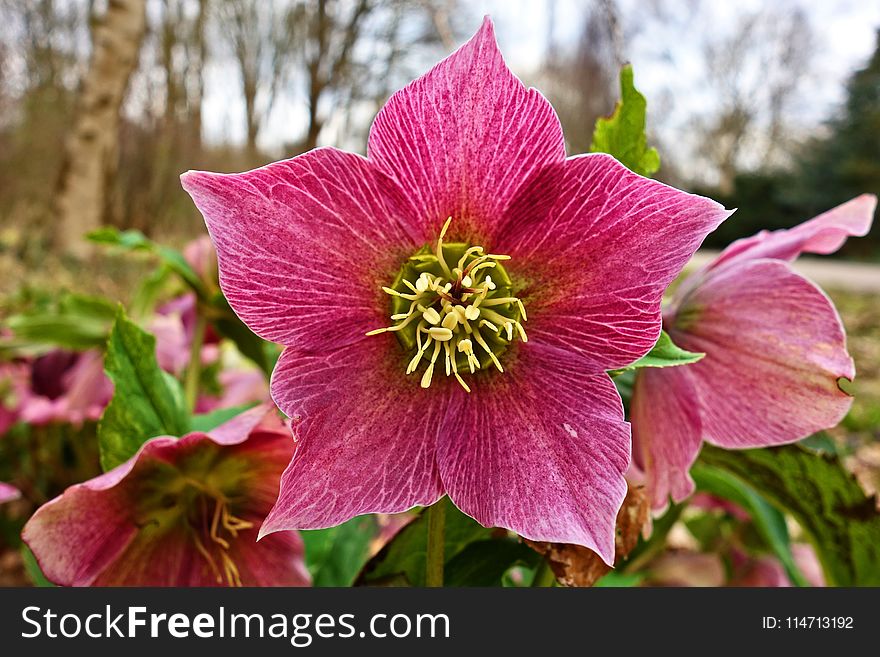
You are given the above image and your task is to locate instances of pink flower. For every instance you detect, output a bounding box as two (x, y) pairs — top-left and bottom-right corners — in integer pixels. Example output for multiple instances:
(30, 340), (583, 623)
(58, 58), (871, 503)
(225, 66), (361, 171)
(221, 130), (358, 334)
(195, 368), (270, 414)
(632, 195), (877, 509)
(0, 482), (21, 504)
(180, 19), (727, 563)
(22, 406), (309, 586)
(17, 350), (112, 427)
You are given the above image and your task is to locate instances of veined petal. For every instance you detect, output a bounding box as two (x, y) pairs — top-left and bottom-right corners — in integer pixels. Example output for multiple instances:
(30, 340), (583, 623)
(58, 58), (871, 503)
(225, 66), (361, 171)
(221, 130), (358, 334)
(261, 338), (450, 535)
(181, 148), (421, 352)
(436, 344), (629, 565)
(631, 366), (703, 510)
(708, 194), (876, 271)
(367, 17), (566, 242)
(497, 154), (730, 372)
(670, 259), (854, 448)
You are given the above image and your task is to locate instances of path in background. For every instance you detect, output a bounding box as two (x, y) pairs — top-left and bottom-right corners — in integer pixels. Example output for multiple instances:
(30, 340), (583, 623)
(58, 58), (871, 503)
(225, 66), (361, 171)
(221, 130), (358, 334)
(688, 251), (880, 292)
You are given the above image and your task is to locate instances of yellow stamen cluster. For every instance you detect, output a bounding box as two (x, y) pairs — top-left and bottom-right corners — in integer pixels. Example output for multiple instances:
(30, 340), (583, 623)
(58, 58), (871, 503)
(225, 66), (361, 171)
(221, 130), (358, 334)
(189, 495), (253, 587)
(367, 218), (527, 392)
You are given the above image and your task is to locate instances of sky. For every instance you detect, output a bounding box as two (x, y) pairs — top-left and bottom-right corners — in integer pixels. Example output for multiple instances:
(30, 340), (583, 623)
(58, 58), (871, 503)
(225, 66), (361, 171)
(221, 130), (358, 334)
(202, 0), (880, 163)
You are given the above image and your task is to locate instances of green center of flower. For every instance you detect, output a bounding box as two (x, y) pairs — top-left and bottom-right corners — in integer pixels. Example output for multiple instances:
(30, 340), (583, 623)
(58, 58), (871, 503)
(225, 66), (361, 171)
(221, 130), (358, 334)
(367, 218), (527, 392)
(138, 464), (254, 587)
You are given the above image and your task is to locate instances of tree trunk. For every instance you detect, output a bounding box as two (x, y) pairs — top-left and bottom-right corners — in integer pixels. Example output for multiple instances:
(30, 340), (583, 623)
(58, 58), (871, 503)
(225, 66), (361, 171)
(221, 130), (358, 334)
(54, 0), (147, 256)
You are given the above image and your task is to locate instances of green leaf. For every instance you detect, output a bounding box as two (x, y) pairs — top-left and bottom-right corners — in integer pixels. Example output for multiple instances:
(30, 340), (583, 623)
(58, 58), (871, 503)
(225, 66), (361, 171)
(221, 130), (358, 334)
(301, 516), (380, 587)
(699, 443), (880, 586)
(610, 330), (703, 377)
(444, 539), (540, 587)
(5, 293), (116, 352)
(189, 403), (258, 433)
(356, 498), (492, 586)
(21, 546), (55, 587)
(88, 228), (205, 295)
(593, 571), (644, 587)
(691, 462), (808, 586)
(98, 308), (189, 470)
(590, 64), (660, 177)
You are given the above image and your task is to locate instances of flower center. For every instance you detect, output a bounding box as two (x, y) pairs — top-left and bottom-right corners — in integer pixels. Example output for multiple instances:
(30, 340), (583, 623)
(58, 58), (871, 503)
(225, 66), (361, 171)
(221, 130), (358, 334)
(367, 218), (527, 392)
(141, 478), (253, 587)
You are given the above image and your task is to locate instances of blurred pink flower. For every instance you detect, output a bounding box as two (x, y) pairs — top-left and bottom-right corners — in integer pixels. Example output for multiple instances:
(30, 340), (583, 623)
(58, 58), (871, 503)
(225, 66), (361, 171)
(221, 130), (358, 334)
(181, 18), (728, 563)
(632, 195), (877, 509)
(22, 405), (309, 587)
(195, 368), (270, 414)
(0, 482), (21, 504)
(16, 350), (112, 427)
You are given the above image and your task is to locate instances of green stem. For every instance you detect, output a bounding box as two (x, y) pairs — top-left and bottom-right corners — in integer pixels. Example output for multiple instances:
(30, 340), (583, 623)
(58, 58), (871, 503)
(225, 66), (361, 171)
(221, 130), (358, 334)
(621, 501), (685, 574)
(531, 559), (556, 587)
(184, 313), (208, 412)
(425, 501), (446, 587)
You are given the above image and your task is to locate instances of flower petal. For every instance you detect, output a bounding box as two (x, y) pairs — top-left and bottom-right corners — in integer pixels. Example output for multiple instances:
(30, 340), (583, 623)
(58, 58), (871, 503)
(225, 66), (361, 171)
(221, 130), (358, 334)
(496, 153), (730, 371)
(436, 344), (629, 565)
(367, 17), (566, 241)
(670, 259), (854, 448)
(261, 338), (450, 535)
(631, 366), (703, 509)
(708, 194), (876, 271)
(0, 482), (21, 504)
(181, 148), (421, 351)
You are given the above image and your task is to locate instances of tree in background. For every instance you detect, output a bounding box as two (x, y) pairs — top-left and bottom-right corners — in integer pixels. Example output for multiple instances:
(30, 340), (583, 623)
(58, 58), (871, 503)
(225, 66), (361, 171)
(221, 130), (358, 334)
(791, 29), (880, 223)
(698, 30), (880, 257)
(537, 0), (620, 155)
(53, 0), (147, 256)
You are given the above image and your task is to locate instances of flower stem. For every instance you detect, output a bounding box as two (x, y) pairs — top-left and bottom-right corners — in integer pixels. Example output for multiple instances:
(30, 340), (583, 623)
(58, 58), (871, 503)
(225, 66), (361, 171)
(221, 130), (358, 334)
(425, 501), (446, 587)
(531, 559), (556, 587)
(184, 313), (208, 412)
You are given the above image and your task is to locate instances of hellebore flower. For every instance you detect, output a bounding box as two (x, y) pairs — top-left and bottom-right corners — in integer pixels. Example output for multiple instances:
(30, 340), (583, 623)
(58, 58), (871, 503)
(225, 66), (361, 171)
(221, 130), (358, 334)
(180, 18), (728, 563)
(17, 349), (112, 427)
(632, 195), (877, 509)
(22, 406), (309, 586)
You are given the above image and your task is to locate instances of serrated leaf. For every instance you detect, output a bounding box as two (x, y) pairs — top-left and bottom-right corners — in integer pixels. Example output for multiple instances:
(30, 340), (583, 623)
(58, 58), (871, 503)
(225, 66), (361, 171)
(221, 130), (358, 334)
(301, 515), (380, 587)
(590, 64), (660, 177)
(88, 228), (205, 295)
(98, 308), (189, 470)
(691, 462), (808, 586)
(610, 330), (703, 377)
(356, 497), (492, 586)
(699, 443), (880, 586)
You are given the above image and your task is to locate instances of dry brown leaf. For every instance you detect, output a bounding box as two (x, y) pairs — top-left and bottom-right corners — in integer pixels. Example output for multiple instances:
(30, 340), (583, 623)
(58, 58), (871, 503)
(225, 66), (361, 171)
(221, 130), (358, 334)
(525, 484), (649, 587)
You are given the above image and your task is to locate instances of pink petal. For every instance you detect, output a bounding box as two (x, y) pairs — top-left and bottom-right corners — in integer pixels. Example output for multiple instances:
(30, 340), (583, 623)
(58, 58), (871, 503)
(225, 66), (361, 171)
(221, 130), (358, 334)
(437, 344), (629, 565)
(708, 194), (876, 271)
(631, 366), (702, 509)
(367, 17), (565, 242)
(496, 154), (731, 371)
(0, 482), (21, 504)
(260, 338), (449, 536)
(181, 148), (422, 352)
(669, 259), (854, 448)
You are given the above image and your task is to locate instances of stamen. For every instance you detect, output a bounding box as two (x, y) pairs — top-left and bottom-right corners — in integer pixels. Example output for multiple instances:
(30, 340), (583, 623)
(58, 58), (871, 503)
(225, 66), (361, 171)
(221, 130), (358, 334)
(368, 218), (526, 390)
